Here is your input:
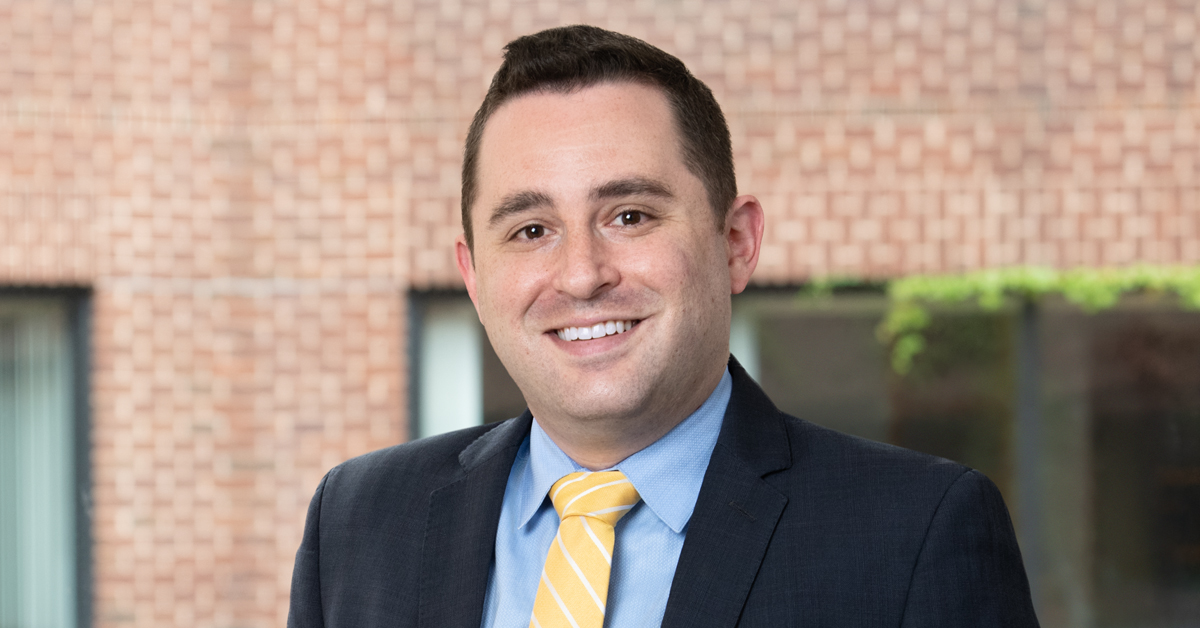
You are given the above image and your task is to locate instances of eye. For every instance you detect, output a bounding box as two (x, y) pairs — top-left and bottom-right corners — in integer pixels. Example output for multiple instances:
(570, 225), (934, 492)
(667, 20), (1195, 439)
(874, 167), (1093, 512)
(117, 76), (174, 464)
(516, 224), (545, 240)
(616, 210), (643, 226)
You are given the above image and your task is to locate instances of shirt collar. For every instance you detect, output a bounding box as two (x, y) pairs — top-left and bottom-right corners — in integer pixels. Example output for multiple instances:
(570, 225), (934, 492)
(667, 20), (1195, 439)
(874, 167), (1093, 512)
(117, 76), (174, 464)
(516, 368), (731, 534)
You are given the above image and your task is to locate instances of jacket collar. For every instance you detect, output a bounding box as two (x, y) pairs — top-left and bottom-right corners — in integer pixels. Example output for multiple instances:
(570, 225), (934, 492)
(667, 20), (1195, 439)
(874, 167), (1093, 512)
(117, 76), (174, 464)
(458, 408), (533, 471)
(718, 355), (793, 477)
(418, 411), (531, 628)
(661, 356), (793, 628)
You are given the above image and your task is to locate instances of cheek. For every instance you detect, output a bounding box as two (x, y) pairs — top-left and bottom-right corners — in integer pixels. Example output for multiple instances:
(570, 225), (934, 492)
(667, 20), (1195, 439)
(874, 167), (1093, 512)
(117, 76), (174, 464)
(476, 256), (551, 320)
(630, 237), (725, 296)
(624, 235), (694, 277)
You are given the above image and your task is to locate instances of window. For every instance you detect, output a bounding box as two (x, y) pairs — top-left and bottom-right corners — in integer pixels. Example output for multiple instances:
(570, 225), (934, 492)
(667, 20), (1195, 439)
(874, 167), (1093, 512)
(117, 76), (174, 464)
(733, 289), (1200, 627)
(1087, 307), (1200, 626)
(409, 292), (526, 438)
(0, 295), (88, 628)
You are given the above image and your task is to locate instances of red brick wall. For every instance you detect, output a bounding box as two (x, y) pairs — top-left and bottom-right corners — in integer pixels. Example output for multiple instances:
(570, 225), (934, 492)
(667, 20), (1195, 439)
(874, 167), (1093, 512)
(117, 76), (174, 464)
(1, 1), (1198, 626)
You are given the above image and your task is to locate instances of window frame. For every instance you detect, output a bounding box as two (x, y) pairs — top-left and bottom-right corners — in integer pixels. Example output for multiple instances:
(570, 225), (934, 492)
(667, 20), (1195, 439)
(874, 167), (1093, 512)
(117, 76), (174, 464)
(0, 286), (92, 628)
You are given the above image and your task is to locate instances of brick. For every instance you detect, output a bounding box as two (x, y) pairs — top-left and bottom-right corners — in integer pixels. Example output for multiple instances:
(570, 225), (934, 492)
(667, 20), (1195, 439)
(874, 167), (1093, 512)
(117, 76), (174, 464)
(4, 2), (1200, 626)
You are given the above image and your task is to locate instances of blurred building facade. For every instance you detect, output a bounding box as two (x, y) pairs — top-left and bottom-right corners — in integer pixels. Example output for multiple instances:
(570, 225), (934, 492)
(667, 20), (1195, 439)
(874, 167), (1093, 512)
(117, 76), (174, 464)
(1, 1), (1199, 627)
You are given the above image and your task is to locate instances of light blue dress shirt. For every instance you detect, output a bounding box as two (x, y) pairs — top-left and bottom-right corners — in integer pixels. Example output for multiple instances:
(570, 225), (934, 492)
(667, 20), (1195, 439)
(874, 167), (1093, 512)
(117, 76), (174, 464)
(480, 368), (732, 628)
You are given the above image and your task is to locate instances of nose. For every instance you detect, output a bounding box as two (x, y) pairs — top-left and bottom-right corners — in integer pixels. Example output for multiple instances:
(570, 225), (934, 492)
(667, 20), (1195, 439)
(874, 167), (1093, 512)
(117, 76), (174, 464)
(553, 229), (620, 300)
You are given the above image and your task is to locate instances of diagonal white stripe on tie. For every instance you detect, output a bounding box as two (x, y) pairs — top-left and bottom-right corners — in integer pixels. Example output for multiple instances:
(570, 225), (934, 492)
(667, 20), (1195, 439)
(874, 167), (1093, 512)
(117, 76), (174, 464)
(559, 478), (631, 514)
(541, 570), (582, 628)
(557, 533), (606, 611)
(579, 517), (612, 566)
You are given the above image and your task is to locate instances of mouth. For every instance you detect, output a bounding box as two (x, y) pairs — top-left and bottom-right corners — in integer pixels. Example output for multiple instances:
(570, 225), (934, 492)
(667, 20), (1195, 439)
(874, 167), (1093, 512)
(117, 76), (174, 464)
(554, 319), (641, 342)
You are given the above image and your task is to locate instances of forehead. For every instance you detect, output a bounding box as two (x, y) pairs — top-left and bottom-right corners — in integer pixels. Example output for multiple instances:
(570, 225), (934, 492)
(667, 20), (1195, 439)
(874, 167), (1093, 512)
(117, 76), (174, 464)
(473, 82), (687, 203)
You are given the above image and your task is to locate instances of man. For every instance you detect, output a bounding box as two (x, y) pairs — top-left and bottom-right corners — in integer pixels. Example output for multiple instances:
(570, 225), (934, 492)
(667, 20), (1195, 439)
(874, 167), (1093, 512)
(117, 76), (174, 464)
(289, 25), (1039, 628)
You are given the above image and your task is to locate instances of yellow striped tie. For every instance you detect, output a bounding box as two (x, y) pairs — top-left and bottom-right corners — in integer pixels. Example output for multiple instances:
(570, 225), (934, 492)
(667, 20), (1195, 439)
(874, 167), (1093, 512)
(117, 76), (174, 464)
(529, 471), (641, 628)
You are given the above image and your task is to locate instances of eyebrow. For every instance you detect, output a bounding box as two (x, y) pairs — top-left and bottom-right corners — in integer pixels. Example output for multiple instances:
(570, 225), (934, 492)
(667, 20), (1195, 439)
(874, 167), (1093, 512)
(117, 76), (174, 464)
(590, 177), (675, 203)
(487, 190), (554, 227)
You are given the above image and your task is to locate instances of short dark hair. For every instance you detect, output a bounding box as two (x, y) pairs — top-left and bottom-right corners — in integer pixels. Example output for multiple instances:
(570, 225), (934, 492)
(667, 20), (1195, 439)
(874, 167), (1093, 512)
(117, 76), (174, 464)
(460, 25), (736, 250)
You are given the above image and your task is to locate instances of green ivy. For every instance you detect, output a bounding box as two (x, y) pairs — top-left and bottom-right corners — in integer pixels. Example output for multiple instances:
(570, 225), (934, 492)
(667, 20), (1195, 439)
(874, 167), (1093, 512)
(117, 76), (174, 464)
(873, 265), (1200, 374)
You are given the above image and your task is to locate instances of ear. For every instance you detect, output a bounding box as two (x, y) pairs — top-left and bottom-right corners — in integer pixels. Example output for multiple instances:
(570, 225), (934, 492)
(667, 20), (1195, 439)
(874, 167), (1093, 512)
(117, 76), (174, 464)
(455, 234), (481, 309)
(724, 195), (765, 295)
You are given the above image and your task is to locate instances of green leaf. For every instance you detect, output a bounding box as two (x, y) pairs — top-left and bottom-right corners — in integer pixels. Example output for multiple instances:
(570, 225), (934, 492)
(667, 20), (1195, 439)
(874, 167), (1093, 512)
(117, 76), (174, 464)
(860, 265), (1199, 373)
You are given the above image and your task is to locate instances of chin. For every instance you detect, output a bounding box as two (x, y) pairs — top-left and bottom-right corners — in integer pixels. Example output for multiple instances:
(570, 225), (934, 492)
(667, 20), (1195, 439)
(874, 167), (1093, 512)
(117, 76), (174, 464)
(569, 386), (645, 418)
(533, 378), (653, 423)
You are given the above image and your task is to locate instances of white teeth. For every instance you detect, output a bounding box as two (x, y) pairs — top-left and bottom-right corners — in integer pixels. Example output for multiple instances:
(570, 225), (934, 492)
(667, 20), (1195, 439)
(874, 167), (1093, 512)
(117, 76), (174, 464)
(557, 320), (637, 342)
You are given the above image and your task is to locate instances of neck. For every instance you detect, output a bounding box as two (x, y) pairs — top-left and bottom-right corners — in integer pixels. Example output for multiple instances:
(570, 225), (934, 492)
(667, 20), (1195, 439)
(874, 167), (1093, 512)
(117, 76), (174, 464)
(544, 422), (672, 471)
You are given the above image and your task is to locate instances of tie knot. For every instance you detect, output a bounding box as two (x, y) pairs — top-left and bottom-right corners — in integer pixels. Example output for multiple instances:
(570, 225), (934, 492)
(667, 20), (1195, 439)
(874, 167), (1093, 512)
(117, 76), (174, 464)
(549, 471), (641, 525)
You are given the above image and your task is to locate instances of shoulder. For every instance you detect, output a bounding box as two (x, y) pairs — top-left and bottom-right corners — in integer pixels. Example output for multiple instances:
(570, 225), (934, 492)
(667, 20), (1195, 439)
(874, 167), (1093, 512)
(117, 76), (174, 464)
(723, 358), (975, 507)
(317, 415), (529, 513)
(327, 423), (492, 484)
(767, 413), (989, 521)
(757, 411), (1015, 561)
(782, 414), (971, 493)
(725, 418), (1036, 625)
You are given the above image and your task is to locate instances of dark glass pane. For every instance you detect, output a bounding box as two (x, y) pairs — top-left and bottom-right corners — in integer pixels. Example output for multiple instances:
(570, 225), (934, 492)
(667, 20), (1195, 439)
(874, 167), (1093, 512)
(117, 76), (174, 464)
(1090, 310), (1200, 627)
(757, 310), (891, 442)
(888, 311), (1017, 503)
(748, 295), (1015, 503)
(743, 290), (1200, 627)
(482, 336), (527, 424)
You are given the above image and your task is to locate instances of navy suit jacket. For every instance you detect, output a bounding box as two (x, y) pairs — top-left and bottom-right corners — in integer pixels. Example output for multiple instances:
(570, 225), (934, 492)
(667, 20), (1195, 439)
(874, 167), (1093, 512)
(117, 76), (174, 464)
(288, 359), (1040, 627)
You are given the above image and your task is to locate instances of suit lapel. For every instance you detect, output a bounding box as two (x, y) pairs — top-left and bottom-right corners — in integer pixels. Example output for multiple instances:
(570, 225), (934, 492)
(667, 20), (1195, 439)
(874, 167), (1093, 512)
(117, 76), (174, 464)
(418, 412), (533, 628)
(661, 359), (792, 628)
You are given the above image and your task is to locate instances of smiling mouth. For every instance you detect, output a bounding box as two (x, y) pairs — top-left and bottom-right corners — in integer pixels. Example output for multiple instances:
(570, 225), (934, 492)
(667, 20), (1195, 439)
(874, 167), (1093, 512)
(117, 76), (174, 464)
(555, 319), (641, 341)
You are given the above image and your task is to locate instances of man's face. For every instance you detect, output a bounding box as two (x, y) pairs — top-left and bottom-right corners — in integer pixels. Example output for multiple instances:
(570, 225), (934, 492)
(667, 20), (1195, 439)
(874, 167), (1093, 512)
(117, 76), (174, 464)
(457, 82), (760, 429)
